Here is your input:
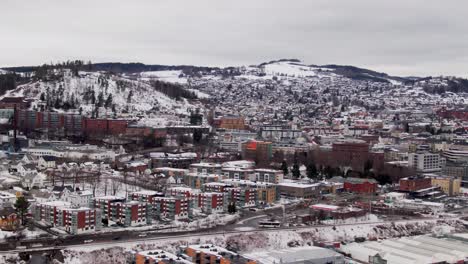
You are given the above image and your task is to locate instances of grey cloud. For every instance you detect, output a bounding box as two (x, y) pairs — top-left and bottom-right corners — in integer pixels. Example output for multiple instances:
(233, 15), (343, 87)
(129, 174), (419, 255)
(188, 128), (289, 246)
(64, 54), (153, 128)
(0, 0), (467, 77)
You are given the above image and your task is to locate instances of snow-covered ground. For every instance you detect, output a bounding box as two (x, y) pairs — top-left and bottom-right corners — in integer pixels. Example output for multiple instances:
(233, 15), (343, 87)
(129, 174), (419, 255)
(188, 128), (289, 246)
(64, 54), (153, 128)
(140, 70), (188, 84)
(56, 218), (466, 264)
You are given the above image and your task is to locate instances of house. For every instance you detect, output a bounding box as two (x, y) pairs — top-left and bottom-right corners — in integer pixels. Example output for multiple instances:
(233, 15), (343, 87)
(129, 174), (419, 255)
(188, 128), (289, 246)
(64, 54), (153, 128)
(0, 191), (16, 207)
(0, 207), (19, 231)
(38, 156), (57, 169)
(16, 163), (37, 177)
(23, 172), (46, 189)
(50, 186), (93, 207)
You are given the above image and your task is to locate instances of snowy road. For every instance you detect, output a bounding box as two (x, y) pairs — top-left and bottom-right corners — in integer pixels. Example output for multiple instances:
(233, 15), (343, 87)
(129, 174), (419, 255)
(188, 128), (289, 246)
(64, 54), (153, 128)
(1, 216), (459, 255)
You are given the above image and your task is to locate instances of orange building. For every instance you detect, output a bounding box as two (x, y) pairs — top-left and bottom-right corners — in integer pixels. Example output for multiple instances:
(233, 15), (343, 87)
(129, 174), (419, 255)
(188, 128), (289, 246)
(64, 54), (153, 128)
(183, 244), (257, 264)
(219, 116), (246, 130)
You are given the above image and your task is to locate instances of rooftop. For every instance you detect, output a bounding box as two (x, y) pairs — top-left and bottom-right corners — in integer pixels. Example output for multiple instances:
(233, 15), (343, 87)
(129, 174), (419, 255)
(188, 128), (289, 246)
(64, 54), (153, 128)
(243, 246), (343, 264)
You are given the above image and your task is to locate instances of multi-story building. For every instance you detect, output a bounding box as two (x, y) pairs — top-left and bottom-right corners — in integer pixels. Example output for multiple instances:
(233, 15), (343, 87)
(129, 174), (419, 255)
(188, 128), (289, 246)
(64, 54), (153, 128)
(426, 174), (461, 196)
(252, 169), (283, 184)
(408, 152), (443, 173)
(131, 190), (165, 204)
(203, 182), (232, 193)
(225, 187), (256, 207)
(153, 196), (192, 220)
(442, 162), (468, 186)
(241, 140), (273, 165)
(443, 149), (468, 163)
(150, 152), (198, 169)
(34, 201), (101, 234)
(221, 167), (253, 180)
(217, 116), (246, 130)
(399, 176), (432, 192)
(221, 179), (277, 204)
(196, 192), (227, 213)
(260, 123), (302, 141)
(94, 196), (150, 226)
(331, 139), (370, 172)
(189, 163), (222, 175)
(184, 173), (220, 189)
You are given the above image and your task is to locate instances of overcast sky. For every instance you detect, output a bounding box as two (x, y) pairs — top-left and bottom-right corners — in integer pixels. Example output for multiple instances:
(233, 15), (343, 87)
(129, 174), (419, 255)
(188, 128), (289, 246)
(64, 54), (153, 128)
(1, 0), (467, 77)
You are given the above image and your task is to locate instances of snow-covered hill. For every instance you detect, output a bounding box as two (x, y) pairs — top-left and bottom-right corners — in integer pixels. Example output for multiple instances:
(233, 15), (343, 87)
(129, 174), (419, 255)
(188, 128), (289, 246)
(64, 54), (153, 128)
(2, 70), (198, 124)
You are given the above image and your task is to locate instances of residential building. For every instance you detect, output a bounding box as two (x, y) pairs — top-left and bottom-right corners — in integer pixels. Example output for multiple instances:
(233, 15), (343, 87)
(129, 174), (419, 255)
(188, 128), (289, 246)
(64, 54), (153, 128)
(184, 173), (220, 189)
(153, 196), (192, 220)
(196, 192), (227, 213)
(34, 201), (101, 234)
(252, 169), (283, 184)
(225, 187), (256, 207)
(189, 163), (222, 175)
(241, 140), (273, 165)
(94, 197), (151, 226)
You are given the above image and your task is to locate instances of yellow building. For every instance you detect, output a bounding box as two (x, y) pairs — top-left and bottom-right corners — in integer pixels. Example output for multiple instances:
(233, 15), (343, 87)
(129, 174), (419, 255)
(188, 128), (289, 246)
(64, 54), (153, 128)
(430, 176), (461, 196)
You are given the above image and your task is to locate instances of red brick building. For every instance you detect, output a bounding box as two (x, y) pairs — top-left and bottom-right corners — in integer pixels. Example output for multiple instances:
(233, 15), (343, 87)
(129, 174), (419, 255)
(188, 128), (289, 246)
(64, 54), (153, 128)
(399, 176), (432, 192)
(343, 177), (378, 194)
(83, 118), (128, 135)
(332, 140), (370, 172)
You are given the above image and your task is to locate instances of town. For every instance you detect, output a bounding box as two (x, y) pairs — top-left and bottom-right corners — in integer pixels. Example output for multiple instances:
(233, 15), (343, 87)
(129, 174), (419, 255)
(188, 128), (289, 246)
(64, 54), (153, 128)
(0, 60), (468, 263)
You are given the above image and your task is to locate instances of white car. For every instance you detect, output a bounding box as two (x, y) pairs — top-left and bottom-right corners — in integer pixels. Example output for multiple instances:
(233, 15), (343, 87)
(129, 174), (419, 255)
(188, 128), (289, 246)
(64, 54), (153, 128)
(84, 239), (93, 244)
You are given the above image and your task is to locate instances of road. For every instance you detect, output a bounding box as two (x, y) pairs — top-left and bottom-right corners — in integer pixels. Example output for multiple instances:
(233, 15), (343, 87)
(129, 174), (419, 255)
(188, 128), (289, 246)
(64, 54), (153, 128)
(1, 215), (461, 255)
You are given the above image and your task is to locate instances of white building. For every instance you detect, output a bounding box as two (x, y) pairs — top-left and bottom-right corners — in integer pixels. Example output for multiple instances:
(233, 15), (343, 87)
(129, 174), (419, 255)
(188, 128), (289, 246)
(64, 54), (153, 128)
(408, 152), (443, 173)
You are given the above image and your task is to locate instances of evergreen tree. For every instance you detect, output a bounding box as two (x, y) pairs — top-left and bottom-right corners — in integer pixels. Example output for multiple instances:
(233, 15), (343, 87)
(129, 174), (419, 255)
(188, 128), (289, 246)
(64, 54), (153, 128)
(306, 163), (318, 180)
(193, 129), (203, 143)
(127, 90), (133, 103)
(105, 94), (113, 108)
(14, 197), (30, 225)
(292, 160), (301, 179)
(97, 91), (104, 107)
(280, 160), (289, 176)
